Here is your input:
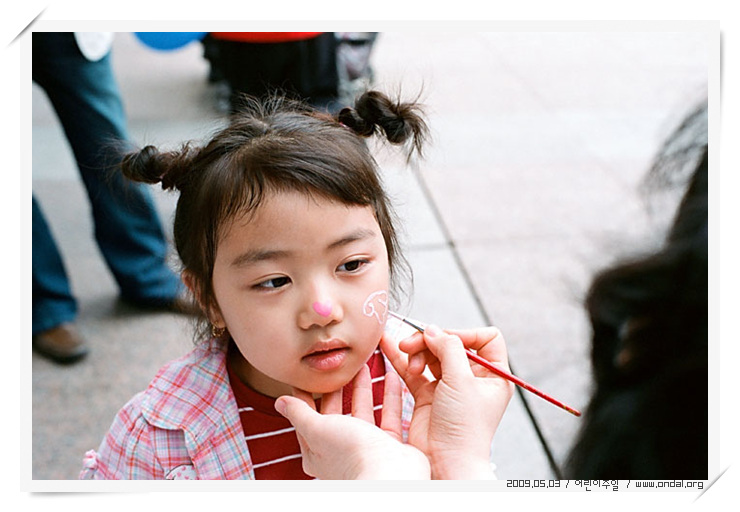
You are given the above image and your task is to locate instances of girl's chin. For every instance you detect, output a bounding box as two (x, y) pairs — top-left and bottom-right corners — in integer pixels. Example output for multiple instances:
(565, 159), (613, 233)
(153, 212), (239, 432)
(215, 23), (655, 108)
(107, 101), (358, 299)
(251, 352), (374, 398)
(304, 379), (354, 397)
(249, 370), (355, 399)
(301, 373), (359, 397)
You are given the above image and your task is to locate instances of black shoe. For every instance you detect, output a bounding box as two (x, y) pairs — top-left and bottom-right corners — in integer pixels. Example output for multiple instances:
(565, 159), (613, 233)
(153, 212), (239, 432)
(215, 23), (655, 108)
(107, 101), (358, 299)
(32, 323), (89, 364)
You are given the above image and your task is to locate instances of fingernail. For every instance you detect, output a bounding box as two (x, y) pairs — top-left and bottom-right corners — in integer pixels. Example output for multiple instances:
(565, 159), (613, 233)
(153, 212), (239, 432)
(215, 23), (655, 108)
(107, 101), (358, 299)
(274, 397), (287, 416)
(408, 352), (423, 372)
(426, 324), (442, 337)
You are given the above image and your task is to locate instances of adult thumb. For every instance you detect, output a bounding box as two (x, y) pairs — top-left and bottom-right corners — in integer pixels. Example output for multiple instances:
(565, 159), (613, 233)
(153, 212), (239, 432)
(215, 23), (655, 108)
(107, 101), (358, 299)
(274, 395), (319, 462)
(424, 325), (473, 381)
(275, 395), (317, 428)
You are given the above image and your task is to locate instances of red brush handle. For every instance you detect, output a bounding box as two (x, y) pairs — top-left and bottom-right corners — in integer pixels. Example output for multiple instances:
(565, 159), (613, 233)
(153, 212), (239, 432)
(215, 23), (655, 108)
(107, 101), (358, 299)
(389, 311), (581, 417)
(464, 349), (581, 417)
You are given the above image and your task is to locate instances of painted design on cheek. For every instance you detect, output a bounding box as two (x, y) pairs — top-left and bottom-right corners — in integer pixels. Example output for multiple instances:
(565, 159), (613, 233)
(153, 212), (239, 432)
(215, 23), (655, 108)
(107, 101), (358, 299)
(362, 290), (388, 324)
(313, 300), (333, 317)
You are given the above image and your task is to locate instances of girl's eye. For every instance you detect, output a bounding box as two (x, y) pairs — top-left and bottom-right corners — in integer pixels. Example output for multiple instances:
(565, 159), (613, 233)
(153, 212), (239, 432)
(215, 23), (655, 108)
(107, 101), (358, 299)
(256, 276), (291, 289)
(338, 259), (368, 273)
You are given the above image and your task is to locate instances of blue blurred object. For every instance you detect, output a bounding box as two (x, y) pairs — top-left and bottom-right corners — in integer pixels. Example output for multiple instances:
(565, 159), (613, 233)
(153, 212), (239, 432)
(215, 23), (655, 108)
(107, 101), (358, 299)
(134, 32), (207, 51)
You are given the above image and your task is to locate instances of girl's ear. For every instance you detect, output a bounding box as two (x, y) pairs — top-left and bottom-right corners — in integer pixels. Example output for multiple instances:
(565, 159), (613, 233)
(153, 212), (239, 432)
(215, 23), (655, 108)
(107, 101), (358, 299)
(182, 270), (224, 325)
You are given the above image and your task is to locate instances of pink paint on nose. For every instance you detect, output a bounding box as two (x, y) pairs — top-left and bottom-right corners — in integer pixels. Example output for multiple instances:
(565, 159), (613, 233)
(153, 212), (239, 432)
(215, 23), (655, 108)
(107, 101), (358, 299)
(313, 300), (332, 317)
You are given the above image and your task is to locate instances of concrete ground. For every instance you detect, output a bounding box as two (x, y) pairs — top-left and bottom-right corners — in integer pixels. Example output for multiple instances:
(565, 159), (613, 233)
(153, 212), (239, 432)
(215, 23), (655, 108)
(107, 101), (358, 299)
(30, 29), (709, 481)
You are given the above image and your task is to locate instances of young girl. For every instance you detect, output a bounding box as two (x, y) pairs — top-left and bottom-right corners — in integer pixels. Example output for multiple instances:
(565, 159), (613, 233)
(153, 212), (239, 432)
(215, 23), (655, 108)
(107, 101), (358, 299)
(78, 90), (428, 480)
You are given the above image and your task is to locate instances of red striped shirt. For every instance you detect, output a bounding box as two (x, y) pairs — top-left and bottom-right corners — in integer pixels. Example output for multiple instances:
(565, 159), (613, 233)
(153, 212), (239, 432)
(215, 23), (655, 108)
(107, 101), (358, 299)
(227, 346), (387, 479)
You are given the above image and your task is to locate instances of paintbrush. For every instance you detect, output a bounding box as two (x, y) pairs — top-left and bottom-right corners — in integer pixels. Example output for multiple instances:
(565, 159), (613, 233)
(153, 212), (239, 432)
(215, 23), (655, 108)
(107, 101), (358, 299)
(388, 311), (582, 417)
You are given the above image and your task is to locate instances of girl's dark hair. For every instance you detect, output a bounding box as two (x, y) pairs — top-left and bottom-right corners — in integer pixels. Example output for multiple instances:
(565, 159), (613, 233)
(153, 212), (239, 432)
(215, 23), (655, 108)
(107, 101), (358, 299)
(565, 102), (708, 480)
(121, 90), (427, 338)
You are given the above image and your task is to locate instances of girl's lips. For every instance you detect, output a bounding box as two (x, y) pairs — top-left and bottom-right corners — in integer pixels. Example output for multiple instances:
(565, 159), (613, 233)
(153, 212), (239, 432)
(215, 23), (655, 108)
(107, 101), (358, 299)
(302, 342), (350, 371)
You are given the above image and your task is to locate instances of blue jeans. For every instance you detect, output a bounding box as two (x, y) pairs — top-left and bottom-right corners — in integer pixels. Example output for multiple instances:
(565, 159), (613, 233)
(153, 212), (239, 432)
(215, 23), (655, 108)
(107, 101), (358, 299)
(32, 32), (181, 334)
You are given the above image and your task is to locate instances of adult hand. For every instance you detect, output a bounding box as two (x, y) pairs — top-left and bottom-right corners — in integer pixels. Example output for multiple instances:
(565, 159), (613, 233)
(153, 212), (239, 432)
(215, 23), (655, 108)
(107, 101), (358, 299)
(381, 325), (514, 479)
(275, 364), (430, 479)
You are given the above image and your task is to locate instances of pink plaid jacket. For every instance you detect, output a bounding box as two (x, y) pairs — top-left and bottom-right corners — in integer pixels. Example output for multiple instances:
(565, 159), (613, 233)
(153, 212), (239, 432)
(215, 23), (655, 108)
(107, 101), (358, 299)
(80, 320), (415, 480)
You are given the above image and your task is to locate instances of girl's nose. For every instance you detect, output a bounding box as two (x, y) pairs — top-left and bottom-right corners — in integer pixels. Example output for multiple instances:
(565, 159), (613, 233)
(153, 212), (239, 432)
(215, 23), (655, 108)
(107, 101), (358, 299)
(298, 291), (343, 329)
(312, 300), (333, 318)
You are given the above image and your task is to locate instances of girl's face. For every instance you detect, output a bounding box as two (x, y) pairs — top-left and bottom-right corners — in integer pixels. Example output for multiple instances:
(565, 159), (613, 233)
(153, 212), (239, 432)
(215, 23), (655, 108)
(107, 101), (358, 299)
(209, 190), (391, 397)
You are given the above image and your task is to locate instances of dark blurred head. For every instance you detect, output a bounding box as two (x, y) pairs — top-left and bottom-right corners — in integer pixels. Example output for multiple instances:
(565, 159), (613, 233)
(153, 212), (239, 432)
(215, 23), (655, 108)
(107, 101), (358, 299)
(565, 102), (708, 480)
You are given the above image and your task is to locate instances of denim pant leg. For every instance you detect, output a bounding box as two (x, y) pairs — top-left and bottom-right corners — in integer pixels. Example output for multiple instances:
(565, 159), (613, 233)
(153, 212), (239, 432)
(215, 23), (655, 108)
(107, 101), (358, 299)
(32, 33), (181, 305)
(32, 196), (77, 334)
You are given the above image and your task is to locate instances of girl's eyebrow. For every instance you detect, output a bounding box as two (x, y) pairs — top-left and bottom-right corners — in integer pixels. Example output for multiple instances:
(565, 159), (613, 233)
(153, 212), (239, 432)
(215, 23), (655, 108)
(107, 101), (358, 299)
(230, 249), (291, 268)
(327, 228), (377, 250)
(230, 228), (377, 268)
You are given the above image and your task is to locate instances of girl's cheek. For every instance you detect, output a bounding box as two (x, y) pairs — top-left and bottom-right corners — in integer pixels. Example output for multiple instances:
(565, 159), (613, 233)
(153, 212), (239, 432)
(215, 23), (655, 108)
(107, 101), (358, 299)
(361, 289), (388, 325)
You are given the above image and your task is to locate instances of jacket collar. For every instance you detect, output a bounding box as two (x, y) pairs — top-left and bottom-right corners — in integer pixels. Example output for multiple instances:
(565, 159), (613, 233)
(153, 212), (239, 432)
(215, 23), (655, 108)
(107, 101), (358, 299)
(139, 338), (233, 445)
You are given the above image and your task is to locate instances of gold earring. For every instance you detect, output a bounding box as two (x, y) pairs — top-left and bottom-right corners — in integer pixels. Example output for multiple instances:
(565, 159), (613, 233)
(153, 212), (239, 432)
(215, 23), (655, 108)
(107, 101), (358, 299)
(211, 324), (226, 338)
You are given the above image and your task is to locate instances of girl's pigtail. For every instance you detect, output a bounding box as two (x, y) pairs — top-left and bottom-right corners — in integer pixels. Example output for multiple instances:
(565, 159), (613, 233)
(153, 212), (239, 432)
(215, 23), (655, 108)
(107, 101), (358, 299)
(121, 144), (193, 191)
(338, 90), (429, 158)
